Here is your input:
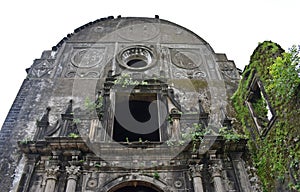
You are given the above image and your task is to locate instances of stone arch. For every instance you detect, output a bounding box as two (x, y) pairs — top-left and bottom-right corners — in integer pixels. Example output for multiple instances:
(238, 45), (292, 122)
(102, 174), (170, 192)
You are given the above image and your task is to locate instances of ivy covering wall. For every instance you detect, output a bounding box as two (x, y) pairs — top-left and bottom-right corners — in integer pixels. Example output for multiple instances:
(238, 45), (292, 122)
(232, 41), (300, 191)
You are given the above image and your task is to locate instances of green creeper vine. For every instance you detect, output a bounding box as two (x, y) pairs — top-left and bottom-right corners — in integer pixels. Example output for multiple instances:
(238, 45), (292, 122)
(232, 41), (300, 191)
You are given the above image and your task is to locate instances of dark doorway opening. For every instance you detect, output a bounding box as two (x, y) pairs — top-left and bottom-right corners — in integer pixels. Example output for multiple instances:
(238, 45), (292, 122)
(114, 185), (159, 192)
(113, 93), (160, 142)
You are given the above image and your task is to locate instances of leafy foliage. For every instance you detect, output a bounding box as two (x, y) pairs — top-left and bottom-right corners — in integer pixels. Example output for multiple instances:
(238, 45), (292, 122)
(232, 41), (300, 191)
(68, 133), (79, 138)
(267, 45), (300, 102)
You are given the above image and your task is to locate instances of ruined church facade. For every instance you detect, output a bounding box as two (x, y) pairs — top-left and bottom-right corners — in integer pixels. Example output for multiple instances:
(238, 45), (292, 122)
(0, 16), (259, 192)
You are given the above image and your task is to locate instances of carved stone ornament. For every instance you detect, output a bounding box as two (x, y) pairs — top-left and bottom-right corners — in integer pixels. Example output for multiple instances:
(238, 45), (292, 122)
(171, 49), (202, 69)
(189, 164), (204, 177)
(30, 59), (55, 78)
(71, 48), (105, 68)
(219, 62), (239, 80)
(46, 165), (60, 178)
(65, 165), (80, 176)
(210, 163), (222, 177)
(173, 70), (206, 79)
(174, 180), (182, 188)
(87, 178), (98, 188)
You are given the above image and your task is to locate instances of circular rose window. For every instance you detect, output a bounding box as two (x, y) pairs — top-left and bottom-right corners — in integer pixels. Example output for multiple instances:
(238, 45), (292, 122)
(117, 45), (156, 70)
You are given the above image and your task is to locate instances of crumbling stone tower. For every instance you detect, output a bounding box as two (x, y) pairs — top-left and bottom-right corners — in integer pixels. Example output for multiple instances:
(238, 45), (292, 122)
(0, 16), (257, 192)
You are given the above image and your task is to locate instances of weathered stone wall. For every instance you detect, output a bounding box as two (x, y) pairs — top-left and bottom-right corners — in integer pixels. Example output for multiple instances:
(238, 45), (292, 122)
(0, 17), (253, 192)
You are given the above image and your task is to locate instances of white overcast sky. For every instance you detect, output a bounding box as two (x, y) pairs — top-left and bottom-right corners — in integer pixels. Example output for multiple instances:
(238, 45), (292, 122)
(0, 0), (299, 127)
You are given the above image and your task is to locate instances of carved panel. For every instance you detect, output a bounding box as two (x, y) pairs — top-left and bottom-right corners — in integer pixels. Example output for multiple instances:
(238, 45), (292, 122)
(71, 48), (105, 68)
(64, 46), (106, 78)
(170, 49), (203, 69)
(29, 59), (55, 78)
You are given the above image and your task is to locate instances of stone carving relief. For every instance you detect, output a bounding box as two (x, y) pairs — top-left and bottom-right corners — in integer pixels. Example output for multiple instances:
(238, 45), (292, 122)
(219, 61), (239, 80)
(64, 47), (106, 78)
(45, 165), (60, 178)
(210, 162), (223, 177)
(174, 180), (183, 188)
(71, 48), (105, 68)
(65, 165), (80, 176)
(29, 59), (55, 78)
(173, 69), (206, 79)
(65, 71), (100, 78)
(189, 164), (204, 177)
(170, 49), (202, 69)
(85, 172), (99, 190)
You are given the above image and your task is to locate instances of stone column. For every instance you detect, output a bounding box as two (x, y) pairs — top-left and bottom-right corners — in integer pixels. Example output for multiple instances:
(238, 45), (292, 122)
(210, 162), (225, 192)
(189, 164), (204, 192)
(44, 165), (60, 192)
(65, 165), (80, 192)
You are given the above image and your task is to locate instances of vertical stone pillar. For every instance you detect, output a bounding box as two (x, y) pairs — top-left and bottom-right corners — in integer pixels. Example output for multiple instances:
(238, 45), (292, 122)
(170, 108), (181, 140)
(65, 165), (80, 192)
(189, 164), (204, 192)
(44, 165), (60, 192)
(210, 162), (225, 192)
(230, 152), (252, 192)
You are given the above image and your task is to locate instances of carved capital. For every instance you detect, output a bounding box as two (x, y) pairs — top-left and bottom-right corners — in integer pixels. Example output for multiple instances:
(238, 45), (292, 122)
(66, 165), (81, 179)
(46, 165), (60, 180)
(189, 164), (204, 177)
(209, 163), (222, 177)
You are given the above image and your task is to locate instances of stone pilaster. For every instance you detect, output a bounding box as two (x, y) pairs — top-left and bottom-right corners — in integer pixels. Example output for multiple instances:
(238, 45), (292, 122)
(65, 165), (81, 192)
(189, 164), (204, 192)
(230, 152), (252, 192)
(44, 165), (60, 192)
